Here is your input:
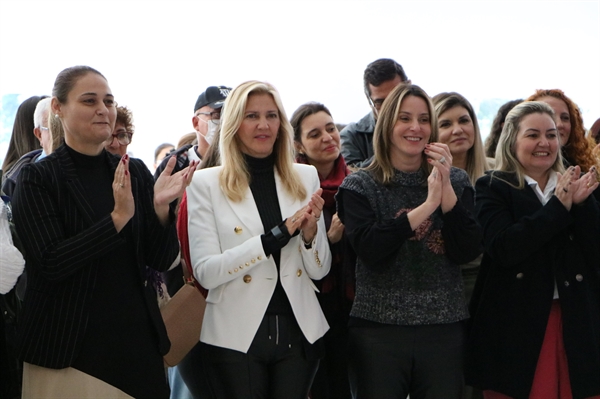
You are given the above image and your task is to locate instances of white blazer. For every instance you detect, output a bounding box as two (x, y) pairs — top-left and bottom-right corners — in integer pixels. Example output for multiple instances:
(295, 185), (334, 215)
(187, 163), (332, 353)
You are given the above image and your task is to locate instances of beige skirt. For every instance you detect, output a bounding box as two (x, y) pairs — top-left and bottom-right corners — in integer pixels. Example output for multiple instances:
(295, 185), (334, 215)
(22, 362), (134, 399)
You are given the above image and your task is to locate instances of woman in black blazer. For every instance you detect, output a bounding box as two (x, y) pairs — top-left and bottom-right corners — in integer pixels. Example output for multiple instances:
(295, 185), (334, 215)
(466, 101), (600, 399)
(12, 66), (196, 398)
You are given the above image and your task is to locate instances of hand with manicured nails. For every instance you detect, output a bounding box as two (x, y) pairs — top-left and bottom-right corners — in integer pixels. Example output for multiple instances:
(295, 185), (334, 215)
(111, 154), (134, 232)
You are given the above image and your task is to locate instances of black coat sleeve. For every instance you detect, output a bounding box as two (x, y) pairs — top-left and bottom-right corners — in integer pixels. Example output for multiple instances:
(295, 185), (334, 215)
(337, 187), (414, 270)
(441, 187), (483, 265)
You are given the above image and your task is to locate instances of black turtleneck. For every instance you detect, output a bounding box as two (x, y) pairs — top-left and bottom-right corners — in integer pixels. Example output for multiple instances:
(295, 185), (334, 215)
(64, 145), (165, 397)
(245, 153), (293, 315)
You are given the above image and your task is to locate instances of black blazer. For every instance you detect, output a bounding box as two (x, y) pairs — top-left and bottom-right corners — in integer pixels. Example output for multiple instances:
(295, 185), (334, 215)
(12, 145), (179, 368)
(466, 172), (600, 399)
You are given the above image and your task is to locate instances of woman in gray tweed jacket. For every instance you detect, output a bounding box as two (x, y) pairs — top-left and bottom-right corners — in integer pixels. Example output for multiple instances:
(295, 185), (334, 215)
(337, 83), (482, 399)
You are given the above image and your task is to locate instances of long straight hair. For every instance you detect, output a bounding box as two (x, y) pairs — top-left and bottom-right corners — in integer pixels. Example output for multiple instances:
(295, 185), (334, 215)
(2, 95), (47, 172)
(219, 81), (306, 202)
(432, 92), (488, 184)
(367, 83), (437, 185)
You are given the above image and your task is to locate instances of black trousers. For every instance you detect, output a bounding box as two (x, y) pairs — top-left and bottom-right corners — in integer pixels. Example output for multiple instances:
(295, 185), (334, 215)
(348, 321), (466, 399)
(310, 316), (351, 399)
(201, 313), (320, 399)
(178, 341), (213, 399)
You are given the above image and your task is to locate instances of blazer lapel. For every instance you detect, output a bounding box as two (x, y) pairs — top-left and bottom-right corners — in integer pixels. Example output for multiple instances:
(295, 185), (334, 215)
(223, 169), (302, 238)
(225, 186), (264, 237)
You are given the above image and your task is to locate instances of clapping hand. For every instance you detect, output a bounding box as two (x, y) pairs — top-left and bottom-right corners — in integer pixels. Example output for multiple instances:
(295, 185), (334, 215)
(556, 166), (599, 210)
(284, 188), (324, 244)
(111, 154), (135, 232)
(571, 166), (598, 205)
(154, 156), (199, 224)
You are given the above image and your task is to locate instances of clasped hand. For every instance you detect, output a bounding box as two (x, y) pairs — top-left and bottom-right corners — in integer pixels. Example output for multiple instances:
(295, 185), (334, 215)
(285, 188), (324, 244)
(555, 165), (598, 211)
(424, 142), (457, 213)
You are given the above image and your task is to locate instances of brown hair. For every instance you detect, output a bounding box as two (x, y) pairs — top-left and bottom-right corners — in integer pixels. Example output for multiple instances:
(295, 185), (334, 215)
(116, 105), (134, 133)
(367, 83), (437, 185)
(290, 102), (333, 163)
(432, 92), (488, 184)
(2, 95), (47, 172)
(52, 66), (105, 104)
(485, 99), (523, 158)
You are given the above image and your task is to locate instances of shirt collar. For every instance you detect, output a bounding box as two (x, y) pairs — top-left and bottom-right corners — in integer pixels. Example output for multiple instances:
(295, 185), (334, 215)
(524, 170), (558, 205)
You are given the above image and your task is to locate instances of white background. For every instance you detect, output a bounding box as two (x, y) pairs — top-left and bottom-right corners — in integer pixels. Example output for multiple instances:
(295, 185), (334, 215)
(1, 0), (598, 169)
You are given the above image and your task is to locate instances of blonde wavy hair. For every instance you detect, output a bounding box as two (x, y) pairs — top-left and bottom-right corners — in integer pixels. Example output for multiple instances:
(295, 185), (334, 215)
(219, 80), (306, 202)
(494, 101), (565, 189)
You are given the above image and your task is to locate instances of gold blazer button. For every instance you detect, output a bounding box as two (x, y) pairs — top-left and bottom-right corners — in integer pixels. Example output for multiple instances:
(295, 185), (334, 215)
(297, 269), (302, 277)
(243, 275), (252, 283)
(234, 226), (243, 234)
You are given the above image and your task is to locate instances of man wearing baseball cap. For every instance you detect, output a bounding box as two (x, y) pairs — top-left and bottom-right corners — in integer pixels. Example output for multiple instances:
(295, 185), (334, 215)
(154, 85), (231, 181)
(154, 86), (230, 399)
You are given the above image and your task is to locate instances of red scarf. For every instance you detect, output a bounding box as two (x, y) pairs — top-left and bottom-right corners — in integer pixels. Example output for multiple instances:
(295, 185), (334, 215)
(296, 155), (350, 208)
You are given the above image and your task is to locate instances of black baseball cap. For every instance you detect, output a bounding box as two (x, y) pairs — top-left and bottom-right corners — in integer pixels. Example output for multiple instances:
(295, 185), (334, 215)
(194, 86), (232, 112)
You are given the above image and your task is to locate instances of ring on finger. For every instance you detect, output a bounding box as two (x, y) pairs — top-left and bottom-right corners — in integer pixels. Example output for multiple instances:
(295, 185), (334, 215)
(314, 214), (321, 221)
(439, 156), (446, 164)
(120, 184), (124, 188)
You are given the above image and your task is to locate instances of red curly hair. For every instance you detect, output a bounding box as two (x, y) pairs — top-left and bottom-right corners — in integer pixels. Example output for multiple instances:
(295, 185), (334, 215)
(527, 89), (598, 173)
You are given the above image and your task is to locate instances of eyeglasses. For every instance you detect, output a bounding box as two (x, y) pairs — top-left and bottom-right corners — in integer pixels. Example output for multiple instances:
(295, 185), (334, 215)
(368, 97), (385, 112)
(196, 111), (221, 121)
(110, 131), (133, 146)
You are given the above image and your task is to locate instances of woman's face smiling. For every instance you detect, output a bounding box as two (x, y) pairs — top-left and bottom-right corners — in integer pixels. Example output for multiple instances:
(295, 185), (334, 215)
(54, 72), (116, 155)
(237, 93), (280, 158)
(514, 112), (559, 179)
(390, 95), (431, 171)
(297, 111), (340, 166)
(437, 105), (474, 157)
(537, 96), (571, 146)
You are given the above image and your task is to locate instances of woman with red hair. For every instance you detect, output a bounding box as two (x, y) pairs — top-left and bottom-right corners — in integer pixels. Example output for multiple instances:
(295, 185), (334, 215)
(527, 89), (598, 174)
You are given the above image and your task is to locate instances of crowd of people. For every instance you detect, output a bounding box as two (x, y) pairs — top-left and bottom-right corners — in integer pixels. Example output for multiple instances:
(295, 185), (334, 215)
(0, 59), (599, 399)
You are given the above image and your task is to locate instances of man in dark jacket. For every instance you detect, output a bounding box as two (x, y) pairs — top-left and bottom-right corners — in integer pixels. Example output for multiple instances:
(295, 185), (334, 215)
(340, 58), (409, 167)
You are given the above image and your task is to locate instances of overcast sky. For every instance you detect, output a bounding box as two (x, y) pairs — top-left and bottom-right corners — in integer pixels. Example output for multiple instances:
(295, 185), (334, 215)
(1, 0), (598, 169)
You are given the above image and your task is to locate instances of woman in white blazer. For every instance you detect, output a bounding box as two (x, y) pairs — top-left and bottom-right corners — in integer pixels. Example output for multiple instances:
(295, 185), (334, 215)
(187, 80), (332, 399)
